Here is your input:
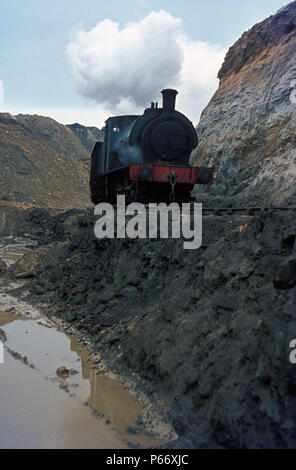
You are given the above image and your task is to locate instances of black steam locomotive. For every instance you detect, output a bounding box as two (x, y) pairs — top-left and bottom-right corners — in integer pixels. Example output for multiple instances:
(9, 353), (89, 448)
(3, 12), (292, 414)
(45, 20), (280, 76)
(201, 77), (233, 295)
(90, 89), (214, 204)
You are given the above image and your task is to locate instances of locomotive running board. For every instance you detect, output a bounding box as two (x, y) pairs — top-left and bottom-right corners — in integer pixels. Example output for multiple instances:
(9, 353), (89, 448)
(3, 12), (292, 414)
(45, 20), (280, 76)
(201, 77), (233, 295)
(129, 163), (214, 185)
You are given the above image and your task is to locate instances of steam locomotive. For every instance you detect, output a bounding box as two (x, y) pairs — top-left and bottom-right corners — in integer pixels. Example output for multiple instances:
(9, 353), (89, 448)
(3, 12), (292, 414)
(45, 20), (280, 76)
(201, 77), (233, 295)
(90, 89), (214, 204)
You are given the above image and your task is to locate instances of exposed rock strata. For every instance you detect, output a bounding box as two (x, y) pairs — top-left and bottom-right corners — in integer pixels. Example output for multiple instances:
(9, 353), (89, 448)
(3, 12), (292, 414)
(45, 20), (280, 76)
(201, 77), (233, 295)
(191, 1), (296, 207)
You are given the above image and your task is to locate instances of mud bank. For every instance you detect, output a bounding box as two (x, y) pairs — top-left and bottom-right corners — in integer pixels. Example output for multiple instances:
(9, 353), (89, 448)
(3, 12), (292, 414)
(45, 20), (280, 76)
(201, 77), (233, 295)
(0, 228), (172, 448)
(3, 204), (296, 448)
(0, 300), (166, 448)
(0, 311), (126, 448)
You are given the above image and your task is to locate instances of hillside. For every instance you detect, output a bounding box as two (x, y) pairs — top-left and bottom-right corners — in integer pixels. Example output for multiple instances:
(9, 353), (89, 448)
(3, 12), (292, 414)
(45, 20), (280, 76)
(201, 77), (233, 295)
(191, 1), (296, 207)
(66, 123), (104, 157)
(16, 115), (104, 163)
(0, 113), (91, 208)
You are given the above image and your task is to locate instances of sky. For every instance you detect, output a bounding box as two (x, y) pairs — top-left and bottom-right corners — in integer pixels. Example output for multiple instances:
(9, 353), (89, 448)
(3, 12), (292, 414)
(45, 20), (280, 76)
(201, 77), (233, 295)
(0, 0), (290, 127)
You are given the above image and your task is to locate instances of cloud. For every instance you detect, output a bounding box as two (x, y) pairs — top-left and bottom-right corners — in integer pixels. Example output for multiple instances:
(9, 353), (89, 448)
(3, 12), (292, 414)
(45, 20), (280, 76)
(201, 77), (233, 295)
(177, 38), (227, 120)
(66, 10), (227, 124)
(66, 11), (182, 107)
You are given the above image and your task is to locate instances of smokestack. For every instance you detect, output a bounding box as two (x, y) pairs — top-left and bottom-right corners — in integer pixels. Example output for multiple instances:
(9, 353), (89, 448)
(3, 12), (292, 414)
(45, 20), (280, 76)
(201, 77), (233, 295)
(161, 89), (178, 113)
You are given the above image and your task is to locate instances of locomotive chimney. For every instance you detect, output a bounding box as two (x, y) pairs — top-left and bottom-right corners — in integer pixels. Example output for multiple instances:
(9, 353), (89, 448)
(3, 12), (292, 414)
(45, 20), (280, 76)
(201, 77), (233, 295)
(161, 89), (178, 113)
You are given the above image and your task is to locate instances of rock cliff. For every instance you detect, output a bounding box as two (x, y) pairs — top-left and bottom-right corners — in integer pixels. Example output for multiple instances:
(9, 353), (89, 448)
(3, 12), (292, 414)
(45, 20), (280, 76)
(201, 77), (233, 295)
(192, 1), (296, 207)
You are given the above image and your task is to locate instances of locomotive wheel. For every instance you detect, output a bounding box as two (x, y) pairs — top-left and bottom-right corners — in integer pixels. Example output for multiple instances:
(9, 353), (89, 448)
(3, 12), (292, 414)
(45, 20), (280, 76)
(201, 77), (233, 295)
(90, 176), (107, 205)
(133, 182), (193, 204)
(124, 181), (193, 204)
(174, 184), (194, 204)
(90, 143), (106, 204)
(128, 182), (150, 204)
(128, 182), (138, 204)
(107, 172), (148, 204)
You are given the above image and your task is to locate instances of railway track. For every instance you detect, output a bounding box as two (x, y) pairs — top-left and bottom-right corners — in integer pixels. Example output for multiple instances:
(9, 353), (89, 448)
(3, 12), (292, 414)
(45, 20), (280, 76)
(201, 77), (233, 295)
(111, 203), (296, 216)
(201, 206), (296, 216)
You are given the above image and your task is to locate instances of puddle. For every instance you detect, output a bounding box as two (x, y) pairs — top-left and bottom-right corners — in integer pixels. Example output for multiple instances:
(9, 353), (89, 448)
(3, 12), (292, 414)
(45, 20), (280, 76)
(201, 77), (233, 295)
(0, 311), (163, 448)
(0, 310), (16, 327)
(0, 237), (170, 448)
(0, 350), (126, 449)
(0, 306), (165, 448)
(0, 237), (37, 267)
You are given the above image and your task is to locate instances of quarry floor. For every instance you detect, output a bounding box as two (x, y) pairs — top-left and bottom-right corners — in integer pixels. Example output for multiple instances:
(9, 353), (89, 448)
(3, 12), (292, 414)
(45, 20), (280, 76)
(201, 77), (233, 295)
(1, 201), (296, 448)
(0, 234), (172, 449)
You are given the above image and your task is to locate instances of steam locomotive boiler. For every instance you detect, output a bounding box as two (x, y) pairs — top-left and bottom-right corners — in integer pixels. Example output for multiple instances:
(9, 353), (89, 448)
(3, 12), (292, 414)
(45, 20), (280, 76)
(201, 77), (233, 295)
(90, 89), (214, 204)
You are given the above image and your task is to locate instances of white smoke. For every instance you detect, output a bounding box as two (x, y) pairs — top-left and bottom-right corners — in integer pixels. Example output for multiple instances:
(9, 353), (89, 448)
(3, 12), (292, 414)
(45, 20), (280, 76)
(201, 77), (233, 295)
(66, 10), (227, 123)
(176, 38), (227, 120)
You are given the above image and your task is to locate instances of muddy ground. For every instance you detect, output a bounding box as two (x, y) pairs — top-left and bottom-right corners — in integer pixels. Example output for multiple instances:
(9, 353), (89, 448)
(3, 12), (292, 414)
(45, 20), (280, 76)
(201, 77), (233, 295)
(1, 202), (296, 448)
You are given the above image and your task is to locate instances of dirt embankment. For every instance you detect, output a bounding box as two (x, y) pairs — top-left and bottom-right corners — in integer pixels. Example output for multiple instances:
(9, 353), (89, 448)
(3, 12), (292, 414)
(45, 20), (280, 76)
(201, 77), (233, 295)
(2, 205), (296, 448)
(0, 113), (103, 209)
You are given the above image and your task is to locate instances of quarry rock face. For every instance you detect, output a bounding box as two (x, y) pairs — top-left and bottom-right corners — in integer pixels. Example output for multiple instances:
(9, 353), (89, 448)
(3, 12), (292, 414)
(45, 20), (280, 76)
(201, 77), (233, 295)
(191, 1), (296, 207)
(0, 113), (91, 208)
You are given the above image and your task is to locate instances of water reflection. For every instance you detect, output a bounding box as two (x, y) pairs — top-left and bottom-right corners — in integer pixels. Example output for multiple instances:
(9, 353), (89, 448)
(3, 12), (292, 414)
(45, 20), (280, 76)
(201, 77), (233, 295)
(0, 239), (167, 447)
(0, 311), (164, 447)
(0, 310), (16, 327)
(69, 337), (162, 447)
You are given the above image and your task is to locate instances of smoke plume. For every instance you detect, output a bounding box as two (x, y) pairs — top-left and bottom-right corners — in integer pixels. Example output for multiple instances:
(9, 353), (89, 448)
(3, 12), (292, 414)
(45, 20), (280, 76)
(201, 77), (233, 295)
(66, 10), (226, 122)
